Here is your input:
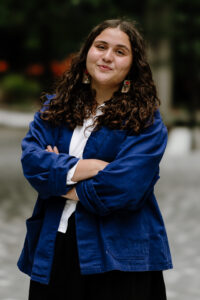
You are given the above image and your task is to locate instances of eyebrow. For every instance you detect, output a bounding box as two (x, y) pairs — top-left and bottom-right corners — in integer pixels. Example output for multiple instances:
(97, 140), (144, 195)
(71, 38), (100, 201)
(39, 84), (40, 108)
(94, 40), (131, 52)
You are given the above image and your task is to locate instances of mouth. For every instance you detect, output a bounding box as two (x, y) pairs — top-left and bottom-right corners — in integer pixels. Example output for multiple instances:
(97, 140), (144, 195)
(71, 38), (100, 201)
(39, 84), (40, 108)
(98, 64), (112, 71)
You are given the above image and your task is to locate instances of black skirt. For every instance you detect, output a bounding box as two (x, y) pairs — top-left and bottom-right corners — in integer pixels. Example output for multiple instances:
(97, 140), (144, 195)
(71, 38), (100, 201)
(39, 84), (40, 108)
(29, 212), (167, 300)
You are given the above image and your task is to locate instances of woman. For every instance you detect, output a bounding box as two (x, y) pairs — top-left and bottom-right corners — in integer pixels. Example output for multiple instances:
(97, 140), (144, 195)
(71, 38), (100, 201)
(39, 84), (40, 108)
(18, 19), (173, 300)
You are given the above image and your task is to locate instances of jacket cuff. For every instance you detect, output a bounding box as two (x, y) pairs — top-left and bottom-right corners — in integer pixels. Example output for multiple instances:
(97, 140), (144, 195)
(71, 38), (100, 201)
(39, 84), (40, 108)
(49, 156), (80, 197)
(66, 161), (79, 185)
(76, 179), (110, 216)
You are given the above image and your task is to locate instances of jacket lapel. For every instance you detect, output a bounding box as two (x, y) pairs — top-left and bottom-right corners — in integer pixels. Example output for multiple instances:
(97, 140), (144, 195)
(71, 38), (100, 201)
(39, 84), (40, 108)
(83, 126), (110, 159)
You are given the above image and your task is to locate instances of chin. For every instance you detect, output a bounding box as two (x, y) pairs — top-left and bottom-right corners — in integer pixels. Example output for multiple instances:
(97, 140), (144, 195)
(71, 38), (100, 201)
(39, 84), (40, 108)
(93, 76), (115, 85)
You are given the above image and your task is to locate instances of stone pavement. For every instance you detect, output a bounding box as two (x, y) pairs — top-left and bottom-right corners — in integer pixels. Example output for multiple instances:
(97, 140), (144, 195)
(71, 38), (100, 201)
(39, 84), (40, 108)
(0, 125), (200, 300)
(0, 109), (33, 128)
(157, 152), (200, 300)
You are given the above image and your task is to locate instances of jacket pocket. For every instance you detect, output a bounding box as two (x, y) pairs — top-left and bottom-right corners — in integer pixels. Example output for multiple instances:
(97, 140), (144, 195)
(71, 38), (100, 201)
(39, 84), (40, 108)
(148, 234), (169, 264)
(26, 217), (43, 262)
(106, 237), (149, 260)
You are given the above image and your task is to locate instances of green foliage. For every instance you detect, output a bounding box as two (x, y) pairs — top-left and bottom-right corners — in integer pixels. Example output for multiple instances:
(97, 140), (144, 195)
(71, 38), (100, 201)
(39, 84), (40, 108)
(171, 0), (200, 108)
(0, 0), (145, 59)
(0, 74), (41, 103)
(0, 0), (200, 110)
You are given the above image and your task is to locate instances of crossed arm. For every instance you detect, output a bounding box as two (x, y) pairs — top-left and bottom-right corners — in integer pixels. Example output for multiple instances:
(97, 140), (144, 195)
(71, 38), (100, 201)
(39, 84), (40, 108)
(22, 109), (167, 215)
(46, 145), (109, 201)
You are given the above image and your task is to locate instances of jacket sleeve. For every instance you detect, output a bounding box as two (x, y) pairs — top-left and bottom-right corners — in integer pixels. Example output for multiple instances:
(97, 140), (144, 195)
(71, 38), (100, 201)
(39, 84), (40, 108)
(76, 110), (168, 216)
(21, 111), (79, 198)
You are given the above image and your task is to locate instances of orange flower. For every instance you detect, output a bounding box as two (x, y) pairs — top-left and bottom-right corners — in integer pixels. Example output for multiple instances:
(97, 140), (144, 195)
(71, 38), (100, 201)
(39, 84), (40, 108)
(50, 54), (74, 77)
(0, 60), (9, 72)
(26, 64), (44, 76)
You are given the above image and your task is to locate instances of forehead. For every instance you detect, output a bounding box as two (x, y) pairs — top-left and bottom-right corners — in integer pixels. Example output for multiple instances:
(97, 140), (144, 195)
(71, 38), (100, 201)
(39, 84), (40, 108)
(93, 27), (131, 49)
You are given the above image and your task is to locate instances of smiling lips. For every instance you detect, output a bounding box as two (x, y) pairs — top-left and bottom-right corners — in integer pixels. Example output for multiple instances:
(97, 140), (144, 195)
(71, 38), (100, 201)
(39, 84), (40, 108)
(98, 64), (112, 71)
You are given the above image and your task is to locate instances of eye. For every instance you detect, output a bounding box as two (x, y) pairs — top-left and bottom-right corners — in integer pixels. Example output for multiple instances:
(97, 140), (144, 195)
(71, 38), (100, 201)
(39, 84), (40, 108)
(116, 49), (125, 56)
(96, 44), (105, 50)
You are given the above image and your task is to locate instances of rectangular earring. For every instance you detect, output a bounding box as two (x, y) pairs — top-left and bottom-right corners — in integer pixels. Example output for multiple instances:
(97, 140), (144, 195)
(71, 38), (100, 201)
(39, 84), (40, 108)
(121, 80), (131, 93)
(82, 70), (90, 84)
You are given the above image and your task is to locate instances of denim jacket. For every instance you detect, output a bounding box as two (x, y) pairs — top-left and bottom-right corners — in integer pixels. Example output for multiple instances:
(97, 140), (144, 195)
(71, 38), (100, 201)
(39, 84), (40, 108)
(17, 104), (173, 285)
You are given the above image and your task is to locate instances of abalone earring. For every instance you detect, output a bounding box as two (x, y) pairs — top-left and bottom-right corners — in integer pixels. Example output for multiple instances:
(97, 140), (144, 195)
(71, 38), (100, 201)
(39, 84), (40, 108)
(121, 80), (131, 93)
(82, 70), (90, 84)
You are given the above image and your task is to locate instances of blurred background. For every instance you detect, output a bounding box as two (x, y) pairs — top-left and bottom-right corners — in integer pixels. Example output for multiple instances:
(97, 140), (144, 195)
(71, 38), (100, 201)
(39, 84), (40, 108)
(0, 1), (200, 299)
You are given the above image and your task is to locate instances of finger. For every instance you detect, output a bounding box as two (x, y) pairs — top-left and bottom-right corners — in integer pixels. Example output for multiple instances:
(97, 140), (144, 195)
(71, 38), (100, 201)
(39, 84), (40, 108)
(53, 146), (59, 154)
(47, 145), (53, 152)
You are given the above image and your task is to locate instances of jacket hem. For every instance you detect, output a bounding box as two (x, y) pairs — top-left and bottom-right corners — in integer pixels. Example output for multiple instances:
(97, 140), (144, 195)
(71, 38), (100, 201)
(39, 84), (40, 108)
(80, 262), (173, 275)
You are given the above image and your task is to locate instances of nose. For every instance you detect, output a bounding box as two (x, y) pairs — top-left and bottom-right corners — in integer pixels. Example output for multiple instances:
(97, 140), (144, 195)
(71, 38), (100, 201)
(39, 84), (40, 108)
(102, 48), (113, 62)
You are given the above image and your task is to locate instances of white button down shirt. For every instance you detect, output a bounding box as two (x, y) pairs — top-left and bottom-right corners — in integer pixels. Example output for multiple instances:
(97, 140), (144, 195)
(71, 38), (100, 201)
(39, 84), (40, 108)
(58, 105), (104, 233)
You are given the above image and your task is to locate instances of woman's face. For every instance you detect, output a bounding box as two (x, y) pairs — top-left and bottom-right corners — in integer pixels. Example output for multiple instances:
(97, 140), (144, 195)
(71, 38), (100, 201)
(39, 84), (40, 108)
(86, 27), (133, 90)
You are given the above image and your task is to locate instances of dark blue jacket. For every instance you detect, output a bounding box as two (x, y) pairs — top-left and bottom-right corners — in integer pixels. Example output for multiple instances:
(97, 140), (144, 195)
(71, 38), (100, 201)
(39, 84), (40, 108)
(17, 105), (173, 285)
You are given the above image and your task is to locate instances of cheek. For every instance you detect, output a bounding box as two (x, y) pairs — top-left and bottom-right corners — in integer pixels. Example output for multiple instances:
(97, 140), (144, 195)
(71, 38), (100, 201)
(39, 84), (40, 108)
(86, 48), (99, 67)
(117, 63), (131, 79)
(86, 53), (94, 74)
(119, 57), (132, 76)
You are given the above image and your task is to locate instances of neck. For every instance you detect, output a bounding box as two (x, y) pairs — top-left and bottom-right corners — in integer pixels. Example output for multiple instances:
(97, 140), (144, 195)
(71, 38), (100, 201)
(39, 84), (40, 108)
(91, 82), (119, 105)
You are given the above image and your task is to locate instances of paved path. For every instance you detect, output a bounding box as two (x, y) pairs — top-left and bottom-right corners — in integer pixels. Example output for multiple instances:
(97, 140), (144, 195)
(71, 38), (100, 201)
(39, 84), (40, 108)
(0, 109), (34, 128)
(0, 126), (200, 300)
(157, 152), (200, 300)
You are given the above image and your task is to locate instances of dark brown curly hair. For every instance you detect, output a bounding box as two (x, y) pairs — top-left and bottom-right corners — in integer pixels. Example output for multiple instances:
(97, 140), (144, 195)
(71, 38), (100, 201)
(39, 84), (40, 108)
(40, 19), (160, 134)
